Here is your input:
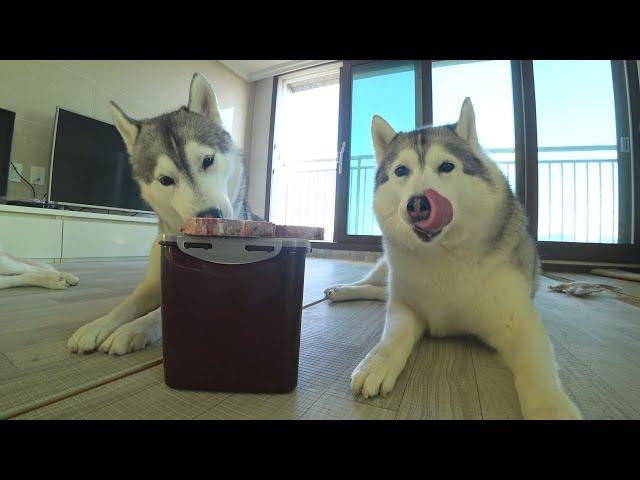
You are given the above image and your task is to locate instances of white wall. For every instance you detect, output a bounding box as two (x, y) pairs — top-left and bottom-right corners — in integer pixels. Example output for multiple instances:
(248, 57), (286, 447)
(0, 60), (253, 200)
(247, 77), (275, 218)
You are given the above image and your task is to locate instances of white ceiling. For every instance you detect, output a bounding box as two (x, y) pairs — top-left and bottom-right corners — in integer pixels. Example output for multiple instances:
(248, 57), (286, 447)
(219, 60), (335, 82)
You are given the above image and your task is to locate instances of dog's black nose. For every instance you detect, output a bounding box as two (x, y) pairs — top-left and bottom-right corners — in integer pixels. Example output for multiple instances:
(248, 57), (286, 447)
(407, 195), (430, 219)
(196, 208), (224, 218)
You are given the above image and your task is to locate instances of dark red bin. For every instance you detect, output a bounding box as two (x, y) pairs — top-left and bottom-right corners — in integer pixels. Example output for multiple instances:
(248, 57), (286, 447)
(159, 234), (311, 394)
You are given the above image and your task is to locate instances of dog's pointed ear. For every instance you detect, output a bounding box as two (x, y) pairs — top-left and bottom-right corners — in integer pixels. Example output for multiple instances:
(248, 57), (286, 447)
(454, 97), (479, 145)
(109, 101), (139, 155)
(371, 115), (396, 165)
(188, 73), (222, 124)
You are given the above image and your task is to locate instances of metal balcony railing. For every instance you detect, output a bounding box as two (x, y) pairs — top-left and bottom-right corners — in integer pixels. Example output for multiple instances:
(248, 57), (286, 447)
(277, 145), (620, 243)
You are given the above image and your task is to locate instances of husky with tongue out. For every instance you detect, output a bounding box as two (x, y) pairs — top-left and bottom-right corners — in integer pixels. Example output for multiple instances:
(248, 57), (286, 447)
(324, 98), (581, 420)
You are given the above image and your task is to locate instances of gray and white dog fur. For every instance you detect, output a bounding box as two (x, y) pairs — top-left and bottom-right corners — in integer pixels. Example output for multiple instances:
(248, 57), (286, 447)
(0, 243), (79, 290)
(67, 73), (257, 355)
(325, 98), (582, 419)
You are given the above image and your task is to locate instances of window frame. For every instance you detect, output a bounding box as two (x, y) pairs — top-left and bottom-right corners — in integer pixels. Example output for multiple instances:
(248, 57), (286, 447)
(266, 59), (640, 265)
(332, 59), (430, 249)
(530, 60), (640, 265)
(264, 61), (342, 225)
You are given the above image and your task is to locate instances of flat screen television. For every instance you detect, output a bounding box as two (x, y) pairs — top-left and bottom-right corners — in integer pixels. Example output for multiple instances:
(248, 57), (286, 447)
(0, 107), (16, 199)
(48, 108), (152, 212)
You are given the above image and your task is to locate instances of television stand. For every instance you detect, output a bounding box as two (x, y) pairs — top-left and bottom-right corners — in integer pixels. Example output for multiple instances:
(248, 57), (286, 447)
(6, 199), (59, 209)
(0, 203), (158, 261)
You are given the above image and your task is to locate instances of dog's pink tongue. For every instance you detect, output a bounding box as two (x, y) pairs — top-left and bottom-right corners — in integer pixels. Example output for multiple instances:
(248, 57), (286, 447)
(413, 188), (453, 234)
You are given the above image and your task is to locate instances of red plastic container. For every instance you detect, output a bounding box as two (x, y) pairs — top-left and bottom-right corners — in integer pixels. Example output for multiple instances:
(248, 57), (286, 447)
(159, 234), (311, 393)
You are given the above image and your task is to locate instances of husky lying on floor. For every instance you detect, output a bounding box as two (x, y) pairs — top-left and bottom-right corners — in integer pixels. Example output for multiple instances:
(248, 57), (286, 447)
(0, 244), (79, 290)
(325, 98), (582, 420)
(67, 73), (258, 355)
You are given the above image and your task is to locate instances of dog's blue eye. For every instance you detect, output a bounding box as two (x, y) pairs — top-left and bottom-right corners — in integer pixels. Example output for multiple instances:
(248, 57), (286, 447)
(438, 162), (455, 173)
(202, 155), (214, 170)
(159, 176), (175, 186)
(394, 166), (410, 177)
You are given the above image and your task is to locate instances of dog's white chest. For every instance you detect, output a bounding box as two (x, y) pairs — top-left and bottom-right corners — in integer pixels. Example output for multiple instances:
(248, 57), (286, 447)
(391, 253), (466, 336)
(388, 248), (489, 337)
(387, 245), (533, 341)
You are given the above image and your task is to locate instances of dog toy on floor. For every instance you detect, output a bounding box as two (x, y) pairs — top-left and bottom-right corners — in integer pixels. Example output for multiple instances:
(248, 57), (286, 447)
(547, 282), (622, 297)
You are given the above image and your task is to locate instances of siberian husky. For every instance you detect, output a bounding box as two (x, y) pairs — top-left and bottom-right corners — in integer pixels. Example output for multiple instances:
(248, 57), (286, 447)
(67, 73), (258, 355)
(0, 244), (79, 290)
(324, 98), (582, 420)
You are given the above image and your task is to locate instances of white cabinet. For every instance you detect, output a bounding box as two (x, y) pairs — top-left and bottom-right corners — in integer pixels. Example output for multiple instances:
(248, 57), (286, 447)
(0, 210), (63, 260)
(0, 205), (158, 262)
(62, 217), (157, 259)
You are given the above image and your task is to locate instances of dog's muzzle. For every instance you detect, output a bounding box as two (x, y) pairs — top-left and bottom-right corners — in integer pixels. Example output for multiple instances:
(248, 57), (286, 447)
(407, 195), (430, 219)
(406, 188), (453, 242)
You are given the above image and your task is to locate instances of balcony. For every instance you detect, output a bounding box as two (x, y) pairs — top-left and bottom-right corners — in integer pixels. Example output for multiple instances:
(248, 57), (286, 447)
(491, 145), (619, 244)
(276, 145), (620, 244)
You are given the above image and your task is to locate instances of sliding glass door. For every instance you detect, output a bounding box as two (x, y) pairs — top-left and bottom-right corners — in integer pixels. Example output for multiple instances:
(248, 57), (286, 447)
(532, 60), (632, 244)
(334, 60), (425, 246)
(531, 60), (639, 263)
(269, 63), (341, 241)
(334, 59), (519, 247)
(269, 59), (639, 264)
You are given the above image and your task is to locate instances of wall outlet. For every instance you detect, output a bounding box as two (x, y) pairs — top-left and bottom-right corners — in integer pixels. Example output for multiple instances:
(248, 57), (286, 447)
(30, 166), (47, 186)
(8, 162), (23, 183)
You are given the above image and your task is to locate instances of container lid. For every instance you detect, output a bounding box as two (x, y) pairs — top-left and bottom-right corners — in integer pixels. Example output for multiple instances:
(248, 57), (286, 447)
(159, 234), (311, 265)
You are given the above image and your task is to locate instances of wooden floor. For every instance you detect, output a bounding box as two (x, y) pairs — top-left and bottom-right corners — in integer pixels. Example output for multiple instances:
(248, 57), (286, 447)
(0, 258), (638, 420)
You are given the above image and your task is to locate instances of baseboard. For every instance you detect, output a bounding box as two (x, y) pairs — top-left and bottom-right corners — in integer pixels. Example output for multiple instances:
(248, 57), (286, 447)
(17, 258), (61, 264)
(541, 260), (640, 274)
(308, 248), (381, 263)
(59, 256), (149, 263)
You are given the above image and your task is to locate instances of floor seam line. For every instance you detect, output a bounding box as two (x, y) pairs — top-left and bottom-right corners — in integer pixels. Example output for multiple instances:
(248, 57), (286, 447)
(469, 347), (485, 420)
(5, 357), (163, 419)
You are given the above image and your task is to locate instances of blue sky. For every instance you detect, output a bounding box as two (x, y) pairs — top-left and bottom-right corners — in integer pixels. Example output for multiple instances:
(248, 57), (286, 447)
(350, 60), (617, 153)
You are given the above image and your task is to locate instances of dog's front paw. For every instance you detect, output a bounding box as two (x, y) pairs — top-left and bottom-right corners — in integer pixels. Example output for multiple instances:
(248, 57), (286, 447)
(350, 353), (402, 399)
(47, 275), (70, 290)
(99, 321), (161, 355)
(67, 317), (118, 354)
(324, 285), (352, 302)
(61, 272), (79, 286)
(324, 285), (342, 301)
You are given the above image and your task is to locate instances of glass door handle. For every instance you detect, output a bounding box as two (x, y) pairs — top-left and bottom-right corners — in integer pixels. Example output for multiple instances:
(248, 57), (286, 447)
(620, 136), (630, 153)
(337, 141), (347, 175)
